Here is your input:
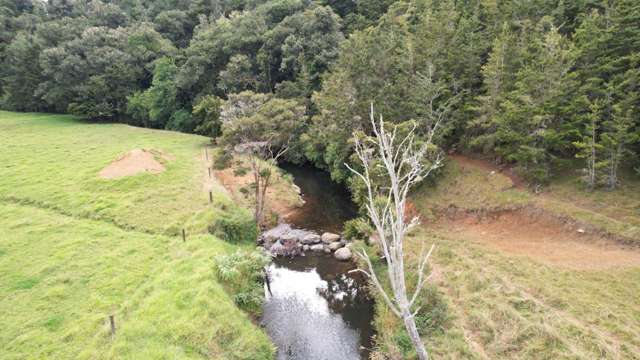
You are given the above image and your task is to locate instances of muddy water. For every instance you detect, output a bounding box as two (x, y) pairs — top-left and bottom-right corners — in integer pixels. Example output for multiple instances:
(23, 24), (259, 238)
(261, 164), (374, 360)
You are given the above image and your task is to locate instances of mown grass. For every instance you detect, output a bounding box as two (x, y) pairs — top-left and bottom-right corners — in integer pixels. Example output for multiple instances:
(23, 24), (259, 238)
(0, 111), (274, 359)
(369, 157), (640, 359)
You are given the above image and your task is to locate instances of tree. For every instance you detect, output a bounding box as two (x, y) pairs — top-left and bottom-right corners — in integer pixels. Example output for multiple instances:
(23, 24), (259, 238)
(147, 56), (178, 127)
(192, 94), (223, 138)
(220, 92), (306, 225)
(601, 99), (638, 190)
(346, 105), (442, 360)
(573, 99), (604, 189)
(218, 54), (258, 93)
(1, 32), (44, 111)
(470, 19), (574, 183)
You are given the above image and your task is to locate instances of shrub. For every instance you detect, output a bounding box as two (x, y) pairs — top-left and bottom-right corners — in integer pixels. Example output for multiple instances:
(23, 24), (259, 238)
(343, 217), (373, 240)
(414, 285), (449, 336)
(212, 148), (232, 170)
(214, 250), (271, 314)
(208, 207), (257, 243)
(393, 329), (414, 356)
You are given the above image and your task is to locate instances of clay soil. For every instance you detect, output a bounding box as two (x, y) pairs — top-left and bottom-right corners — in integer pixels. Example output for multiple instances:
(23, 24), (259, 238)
(99, 149), (172, 179)
(434, 154), (640, 271)
(436, 209), (640, 270)
(213, 163), (302, 219)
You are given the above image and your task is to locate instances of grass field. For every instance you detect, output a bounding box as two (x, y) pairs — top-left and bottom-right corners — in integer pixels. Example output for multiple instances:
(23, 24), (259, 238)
(0, 111), (274, 359)
(369, 156), (640, 359)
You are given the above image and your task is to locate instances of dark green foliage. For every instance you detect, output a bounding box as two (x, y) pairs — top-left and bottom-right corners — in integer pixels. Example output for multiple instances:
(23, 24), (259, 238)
(208, 207), (258, 244)
(220, 91), (307, 162)
(0, 0), (638, 189)
(342, 217), (373, 241)
(413, 285), (448, 336)
(393, 329), (414, 356)
(214, 250), (270, 314)
(192, 94), (223, 137)
(212, 147), (233, 170)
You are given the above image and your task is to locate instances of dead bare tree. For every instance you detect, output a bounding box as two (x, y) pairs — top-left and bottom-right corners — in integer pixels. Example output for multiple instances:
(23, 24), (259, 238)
(346, 104), (443, 360)
(234, 140), (288, 226)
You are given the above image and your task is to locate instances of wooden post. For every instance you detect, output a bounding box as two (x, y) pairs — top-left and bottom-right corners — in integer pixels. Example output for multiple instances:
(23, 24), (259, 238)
(209, 191), (213, 203)
(205, 147), (208, 160)
(208, 167), (211, 178)
(182, 229), (186, 242)
(109, 315), (116, 336)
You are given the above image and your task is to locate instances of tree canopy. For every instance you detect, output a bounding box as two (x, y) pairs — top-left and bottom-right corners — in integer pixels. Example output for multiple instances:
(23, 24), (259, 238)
(1, 0), (639, 188)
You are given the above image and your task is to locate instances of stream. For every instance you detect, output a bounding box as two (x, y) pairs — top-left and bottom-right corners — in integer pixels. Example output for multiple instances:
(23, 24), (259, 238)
(261, 164), (375, 360)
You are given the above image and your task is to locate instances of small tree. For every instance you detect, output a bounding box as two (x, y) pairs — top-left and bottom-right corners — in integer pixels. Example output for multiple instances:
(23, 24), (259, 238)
(601, 102), (637, 190)
(220, 92), (306, 226)
(233, 140), (288, 226)
(346, 104), (442, 360)
(573, 99), (604, 189)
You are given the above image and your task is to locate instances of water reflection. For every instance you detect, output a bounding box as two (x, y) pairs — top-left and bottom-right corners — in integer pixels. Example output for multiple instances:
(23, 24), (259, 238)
(262, 255), (374, 360)
(279, 163), (357, 234)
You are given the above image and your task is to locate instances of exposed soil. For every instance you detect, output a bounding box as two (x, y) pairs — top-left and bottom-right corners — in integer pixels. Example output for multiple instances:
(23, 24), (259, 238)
(213, 161), (303, 221)
(432, 154), (640, 270)
(99, 149), (172, 179)
(435, 209), (640, 270)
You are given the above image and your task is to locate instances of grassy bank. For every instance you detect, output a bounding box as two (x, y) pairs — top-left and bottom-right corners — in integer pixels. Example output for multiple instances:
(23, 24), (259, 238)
(370, 156), (640, 359)
(0, 111), (274, 359)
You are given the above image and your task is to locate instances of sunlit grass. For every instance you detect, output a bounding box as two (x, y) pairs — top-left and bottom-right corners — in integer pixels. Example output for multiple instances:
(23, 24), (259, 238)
(0, 111), (229, 235)
(0, 111), (274, 359)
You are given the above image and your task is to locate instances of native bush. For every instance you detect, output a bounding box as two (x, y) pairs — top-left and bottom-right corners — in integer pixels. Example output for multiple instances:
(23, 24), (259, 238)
(208, 207), (257, 244)
(214, 250), (271, 314)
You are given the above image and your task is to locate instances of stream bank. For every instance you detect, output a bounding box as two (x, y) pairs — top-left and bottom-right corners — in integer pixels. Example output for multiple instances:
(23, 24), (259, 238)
(260, 164), (374, 360)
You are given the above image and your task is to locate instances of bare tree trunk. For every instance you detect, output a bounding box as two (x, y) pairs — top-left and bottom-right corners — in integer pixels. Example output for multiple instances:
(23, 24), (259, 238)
(403, 309), (428, 360)
(251, 157), (262, 224)
(346, 104), (442, 360)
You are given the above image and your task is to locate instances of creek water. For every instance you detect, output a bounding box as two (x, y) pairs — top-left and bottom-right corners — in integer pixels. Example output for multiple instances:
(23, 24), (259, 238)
(261, 164), (375, 360)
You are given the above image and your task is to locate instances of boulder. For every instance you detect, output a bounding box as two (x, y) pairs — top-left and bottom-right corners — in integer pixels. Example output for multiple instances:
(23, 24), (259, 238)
(269, 241), (285, 256)
(269, 237), (302, 257)
(287, 229), (311, 242)
(334, 247), (352, 261)
(262, 224), (292, 243)
(301, 233), (321, 245)
(323, 247), (331, 254)
(310, 244), (324, 252)
(321, 232), (341, 244)
(302, 245), (310, 251)
(328, 241), (343, 251)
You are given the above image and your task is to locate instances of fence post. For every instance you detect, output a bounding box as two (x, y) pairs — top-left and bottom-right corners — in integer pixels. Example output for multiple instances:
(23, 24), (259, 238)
(182, 229), (186, 242)
(209, 191), (213, 203)
(109, 315), (116, 336)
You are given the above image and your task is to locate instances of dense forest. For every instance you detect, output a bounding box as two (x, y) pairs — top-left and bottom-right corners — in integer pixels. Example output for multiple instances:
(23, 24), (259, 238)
(2, 0), (639, 188)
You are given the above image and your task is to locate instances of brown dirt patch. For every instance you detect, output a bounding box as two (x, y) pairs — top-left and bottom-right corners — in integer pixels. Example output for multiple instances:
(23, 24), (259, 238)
(213, 161), (303, 222)
(436, 209), (640, 270)
(99, 149), (172, 179)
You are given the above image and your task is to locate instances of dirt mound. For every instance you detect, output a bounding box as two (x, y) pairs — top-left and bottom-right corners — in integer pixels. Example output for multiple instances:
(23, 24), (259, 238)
(437, 209), (640, 270)
(99, 149), (172, 179)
